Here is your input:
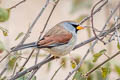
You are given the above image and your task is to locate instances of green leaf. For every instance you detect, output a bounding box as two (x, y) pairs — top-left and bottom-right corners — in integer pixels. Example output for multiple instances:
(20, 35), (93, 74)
(16, 73), (36, 80)
(101, 67), (110, 78)
(8, 56), (17, 70)
(114, 65), (120, 76)
(71, 61), (76, 69)
(0, 40), (5, 53)
(117, 42), (120, 50)
(47, 62), (51, 71)
(60, 58), (67, 68)
(15, 32), (24, 40)
(72, 71), (86, 80)
(0, 26), (8, 36)
(93, 49), (107, 62)
(0, 8), (10, 22)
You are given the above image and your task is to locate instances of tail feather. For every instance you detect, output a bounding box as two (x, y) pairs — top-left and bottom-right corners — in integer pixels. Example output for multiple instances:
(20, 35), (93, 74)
(11, 42), (37, 52)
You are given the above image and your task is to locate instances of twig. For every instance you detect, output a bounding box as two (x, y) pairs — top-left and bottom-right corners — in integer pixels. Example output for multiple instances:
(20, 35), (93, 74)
(0, 50), (11, 63)
(11, 62), (18, 77)
(38, 0), (60, 40)
(34, 50), (40, 65)
(74, 1), (120, 50)
(0, 62), (8, 77)
(74, 0), (108, 49)
(18, 49), (35, 72)
(50, 63), (64, 80)
(26, 69), (37, 80)
(11, 0), (50, 51)
(27, 54), (51, 80)
(65, 40), (97, 80)
(85, 51), (120, 76)
(79, 0), (108, 25)
(9, 56), (56, 80)
(9, 0), (26, 10)
(91, 0), (106, 44)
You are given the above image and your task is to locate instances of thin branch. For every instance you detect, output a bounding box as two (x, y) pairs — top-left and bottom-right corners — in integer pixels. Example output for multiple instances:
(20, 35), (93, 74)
(27, 54), (51, 80)
(79, 0), (108, 25)
(50, 63), (64, 80)
(26, 69), (37, 80)
(91, 0), (106, 44)
(18, 49), (35, 72)
(0, 50), (10, 63)
(85, 51), (120, 76)
(0, 62), (8, 77)
(9, 56), (56, 80)
(11, 62), (18, 77)
(9, 0), (26, 10)
(74, 1), (120, 50)
(38, 0), (60, 40)
(65, 40), (97, 80)
(11, 0), (50, 52)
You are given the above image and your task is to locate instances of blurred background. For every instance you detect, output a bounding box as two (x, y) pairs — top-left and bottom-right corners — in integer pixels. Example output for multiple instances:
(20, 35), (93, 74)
(0, 0), (120, 80)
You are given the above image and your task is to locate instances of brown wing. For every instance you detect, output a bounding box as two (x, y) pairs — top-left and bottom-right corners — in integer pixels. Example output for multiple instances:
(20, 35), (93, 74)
(37, 25), (72, 46)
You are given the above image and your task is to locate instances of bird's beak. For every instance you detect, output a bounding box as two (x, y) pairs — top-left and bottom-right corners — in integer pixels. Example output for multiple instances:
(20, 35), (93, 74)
(76, 25), (85, 30)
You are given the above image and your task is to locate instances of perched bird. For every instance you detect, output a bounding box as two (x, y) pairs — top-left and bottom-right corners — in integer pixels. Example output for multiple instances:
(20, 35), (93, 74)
(11, 21), (85, 57)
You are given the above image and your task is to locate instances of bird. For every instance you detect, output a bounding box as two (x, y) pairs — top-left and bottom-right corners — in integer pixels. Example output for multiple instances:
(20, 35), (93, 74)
(11, 21), (85, 57)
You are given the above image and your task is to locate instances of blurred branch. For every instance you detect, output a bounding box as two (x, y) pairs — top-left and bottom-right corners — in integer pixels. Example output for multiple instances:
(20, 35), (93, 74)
(50, 63), (64, 80)
(0, 63), (8, 77)
(11, 0), (50, 51)
(18, 49), (35, 72)
(9, 0), (26, 10)
(79, 0), (108, 25)
(10, 56), (56, 80)
(85, 51), (120, 76)
(0, 50), (10, 63)
(91, 0), (106, 43)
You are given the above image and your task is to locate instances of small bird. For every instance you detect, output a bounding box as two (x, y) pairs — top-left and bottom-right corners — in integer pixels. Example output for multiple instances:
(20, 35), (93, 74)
(11, 21), (85, 57)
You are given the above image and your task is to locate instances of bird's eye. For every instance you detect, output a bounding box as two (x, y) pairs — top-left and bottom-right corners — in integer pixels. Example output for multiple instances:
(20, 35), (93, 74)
(71, 24), (78, 27)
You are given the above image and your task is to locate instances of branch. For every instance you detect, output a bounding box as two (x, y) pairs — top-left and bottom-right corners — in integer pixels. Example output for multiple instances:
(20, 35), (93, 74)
(85, 51), (120, 76)
(11, 0), (50, 51)
(9, 56), (56, 80)
(79, 0), (108, 25)
(9, 0), (26, 10)
(18, 49), (35, 72)
(91, 0), (106, 43)
(50, 63), (64, 80)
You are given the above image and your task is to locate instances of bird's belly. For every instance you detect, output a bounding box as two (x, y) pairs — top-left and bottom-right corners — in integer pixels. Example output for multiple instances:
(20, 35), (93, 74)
(43, 36), (76, 57)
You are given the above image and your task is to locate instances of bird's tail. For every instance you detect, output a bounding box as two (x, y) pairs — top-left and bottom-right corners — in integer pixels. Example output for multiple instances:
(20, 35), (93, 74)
(11, 42), (37, 52)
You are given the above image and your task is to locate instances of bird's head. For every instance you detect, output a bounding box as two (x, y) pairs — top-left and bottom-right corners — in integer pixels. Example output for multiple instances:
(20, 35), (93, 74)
(66, 21), (85, 32)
